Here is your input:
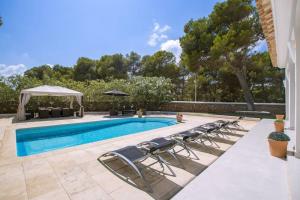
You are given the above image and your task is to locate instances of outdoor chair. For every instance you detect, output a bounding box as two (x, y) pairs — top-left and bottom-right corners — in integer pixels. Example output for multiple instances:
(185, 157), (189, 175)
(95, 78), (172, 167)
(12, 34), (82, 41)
(121, 105), (136, 116)
(51, 108), (62, 118)
(25, 110), (34, 120)
(170, 131), (202, 160)
(199, 122), (230, 138)
(62, 108), (74, 117)
(98, 145), (175, 192)
(38, 108), (50, 118)
(193, 126), (221, 148)
(137, 137), (185, 169)
(172, 126), (220, 150)
(214, 118), (245, 131)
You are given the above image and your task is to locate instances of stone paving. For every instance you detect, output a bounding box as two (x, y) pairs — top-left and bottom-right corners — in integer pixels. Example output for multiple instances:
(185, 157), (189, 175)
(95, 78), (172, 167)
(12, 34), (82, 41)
(0, 114), (258, 200)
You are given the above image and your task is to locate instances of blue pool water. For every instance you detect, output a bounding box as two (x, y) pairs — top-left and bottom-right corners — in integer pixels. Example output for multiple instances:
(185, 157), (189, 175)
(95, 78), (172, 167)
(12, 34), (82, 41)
(16, 117), (177, 156)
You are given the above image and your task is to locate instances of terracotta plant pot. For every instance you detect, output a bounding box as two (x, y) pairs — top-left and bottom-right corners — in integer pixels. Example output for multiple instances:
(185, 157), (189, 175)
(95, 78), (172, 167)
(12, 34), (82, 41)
(274, 121), (284, 132)
(276, 115), (285, 120)
(137, 110), (143, 118)
(176, 114), (183, 122)
(268, 139), (288, 158)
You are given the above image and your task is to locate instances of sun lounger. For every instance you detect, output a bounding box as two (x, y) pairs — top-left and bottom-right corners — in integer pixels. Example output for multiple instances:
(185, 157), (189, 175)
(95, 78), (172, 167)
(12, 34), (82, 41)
(193, 126), (221, 148)
(214, 118), (245, 130)
(199, 122), (231, 137)
(138, 137), (185, 169)
(98, 145), (175, 192)
(170, 131), (201, 159)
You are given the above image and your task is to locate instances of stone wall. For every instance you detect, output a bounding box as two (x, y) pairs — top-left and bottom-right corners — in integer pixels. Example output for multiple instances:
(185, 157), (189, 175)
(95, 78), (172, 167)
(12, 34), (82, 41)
(160, 101), (285, 117)
(0, 100), (285, 117)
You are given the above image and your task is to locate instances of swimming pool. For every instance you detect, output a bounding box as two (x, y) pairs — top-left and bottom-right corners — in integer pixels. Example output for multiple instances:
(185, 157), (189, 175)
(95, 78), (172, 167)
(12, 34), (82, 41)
(16, 117), (177, 156)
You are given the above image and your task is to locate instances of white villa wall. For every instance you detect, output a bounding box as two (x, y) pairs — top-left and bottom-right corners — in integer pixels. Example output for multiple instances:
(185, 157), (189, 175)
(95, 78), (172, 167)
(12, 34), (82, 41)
(272, 0), (299, 158)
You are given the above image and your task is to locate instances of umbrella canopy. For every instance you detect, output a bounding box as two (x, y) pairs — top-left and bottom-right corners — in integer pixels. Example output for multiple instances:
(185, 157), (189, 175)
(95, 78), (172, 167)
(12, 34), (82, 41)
(103, 89), (129, 96)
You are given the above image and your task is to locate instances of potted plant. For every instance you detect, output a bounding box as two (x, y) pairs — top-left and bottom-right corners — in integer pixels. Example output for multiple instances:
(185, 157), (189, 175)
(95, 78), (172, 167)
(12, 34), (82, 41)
(176, 113), (183, 122)
(274, 119), (284, 132)
(137, 109), (143, 118)
(268, 132), (290, 158)
(276, 114), (285, 120)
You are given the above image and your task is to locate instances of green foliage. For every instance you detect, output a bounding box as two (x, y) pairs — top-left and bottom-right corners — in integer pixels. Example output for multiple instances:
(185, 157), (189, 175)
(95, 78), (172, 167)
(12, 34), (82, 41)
(248, 52), (285, 102)
(181, 18), (214, 72)
(180, 0), (263, 110)
(138, 51), (187, 100)
(129, 76), (174, 108)
(73, 53), (141, 81)
(268, 132), (290, 141)
(24, 64), (74, 81)
(274, 119), (284, 123)
(96, 54), (128, 81)
(0, 75), (175, 111)
(74, 57), (97, 81)
(126, 51), (142, 77)
(24, 65), (54, 80)
(0, 17), (2, 27)
(52, 65), (74, 79)
(140, 51), (180, 83)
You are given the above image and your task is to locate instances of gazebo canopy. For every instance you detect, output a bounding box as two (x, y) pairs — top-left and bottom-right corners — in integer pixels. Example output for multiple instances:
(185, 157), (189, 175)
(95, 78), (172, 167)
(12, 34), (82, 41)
(17, 85), (84, 120)
(21, 85), (83, 96)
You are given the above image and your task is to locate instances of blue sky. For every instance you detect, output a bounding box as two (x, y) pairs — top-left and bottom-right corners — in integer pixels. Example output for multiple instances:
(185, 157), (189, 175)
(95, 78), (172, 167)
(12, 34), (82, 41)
(0, 0), (266, 76)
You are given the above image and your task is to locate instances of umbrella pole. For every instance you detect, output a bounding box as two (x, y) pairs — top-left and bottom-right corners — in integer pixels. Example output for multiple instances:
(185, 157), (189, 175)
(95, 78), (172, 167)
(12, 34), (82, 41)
(112, 95), (115, 112)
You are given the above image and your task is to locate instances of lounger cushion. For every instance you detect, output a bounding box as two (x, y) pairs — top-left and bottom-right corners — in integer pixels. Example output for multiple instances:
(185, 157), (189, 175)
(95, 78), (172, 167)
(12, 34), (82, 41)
(196, 126), (215, 133)
(178, 131), (200, 141)
(215, 120), (231, 127)
(203, 122), (219, 127)
(115, 146), (148, 162)
(149, 138), (176, 152)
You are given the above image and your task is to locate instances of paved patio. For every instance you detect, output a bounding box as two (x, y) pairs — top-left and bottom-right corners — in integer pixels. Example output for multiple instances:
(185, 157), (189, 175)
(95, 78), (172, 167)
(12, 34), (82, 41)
(0, 114), (257, 200)
(173, 119), (290, 200)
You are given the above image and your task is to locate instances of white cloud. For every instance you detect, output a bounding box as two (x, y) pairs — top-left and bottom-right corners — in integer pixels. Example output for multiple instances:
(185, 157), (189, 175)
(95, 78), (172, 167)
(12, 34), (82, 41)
(160, 39), (182, 63)
(0, 64), (28, 77)
(46, 64), (54, 68)
(148, 22), (171, 47)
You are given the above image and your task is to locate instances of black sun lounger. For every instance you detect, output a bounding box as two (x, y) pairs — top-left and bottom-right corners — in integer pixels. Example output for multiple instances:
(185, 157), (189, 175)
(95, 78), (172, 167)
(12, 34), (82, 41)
(193, 126), (221, 148)
(199, 122), (231, 138)
(138, 137), (185, 169)
(98, 145), (175, 192)
(214, 118), (245, 130)
(170, 131), (202, 160)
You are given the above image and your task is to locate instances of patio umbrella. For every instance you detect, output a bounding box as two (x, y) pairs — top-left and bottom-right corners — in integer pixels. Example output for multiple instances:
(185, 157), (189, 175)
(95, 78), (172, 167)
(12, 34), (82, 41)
(103, 89), (129, 115)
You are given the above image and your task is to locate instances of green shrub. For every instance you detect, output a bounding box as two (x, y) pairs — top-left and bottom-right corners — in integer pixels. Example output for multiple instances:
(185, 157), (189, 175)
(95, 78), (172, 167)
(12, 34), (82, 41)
(274, 119), (284, 123)
(0, 76), (175, 112)
(268, 132), (290, 141)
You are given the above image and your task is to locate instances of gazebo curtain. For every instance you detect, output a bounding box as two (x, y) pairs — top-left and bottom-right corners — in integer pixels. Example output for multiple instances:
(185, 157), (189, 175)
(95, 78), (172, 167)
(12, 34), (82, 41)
(17, 94), (31, 121)
(75, 95), (84, 117)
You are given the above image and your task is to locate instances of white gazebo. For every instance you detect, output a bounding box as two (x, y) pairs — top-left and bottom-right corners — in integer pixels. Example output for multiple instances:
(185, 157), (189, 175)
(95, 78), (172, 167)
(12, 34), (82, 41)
(17, 85), (84, 120)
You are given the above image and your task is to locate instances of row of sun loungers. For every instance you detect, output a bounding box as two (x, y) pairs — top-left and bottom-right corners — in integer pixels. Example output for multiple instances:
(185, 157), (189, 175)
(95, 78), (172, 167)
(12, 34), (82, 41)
(98, 118), (245, 192)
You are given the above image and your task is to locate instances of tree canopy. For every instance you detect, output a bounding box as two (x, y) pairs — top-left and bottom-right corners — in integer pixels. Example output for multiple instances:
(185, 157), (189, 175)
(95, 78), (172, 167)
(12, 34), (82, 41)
(180, 0), (264, 110)
(140, 51), (180, 83)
